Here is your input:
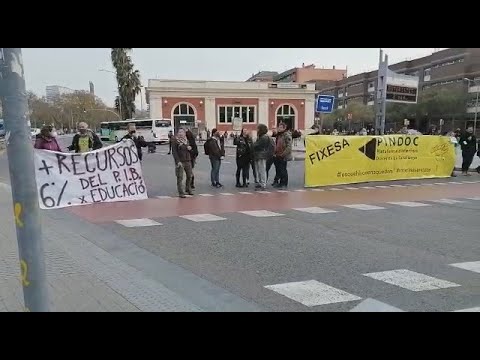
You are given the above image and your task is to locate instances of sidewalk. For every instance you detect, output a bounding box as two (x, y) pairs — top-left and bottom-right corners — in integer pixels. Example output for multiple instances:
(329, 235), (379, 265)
(0, 185), (202, 312)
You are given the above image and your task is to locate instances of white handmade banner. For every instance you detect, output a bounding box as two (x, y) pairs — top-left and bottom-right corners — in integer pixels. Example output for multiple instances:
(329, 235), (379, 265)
(34, 140), (148, 209)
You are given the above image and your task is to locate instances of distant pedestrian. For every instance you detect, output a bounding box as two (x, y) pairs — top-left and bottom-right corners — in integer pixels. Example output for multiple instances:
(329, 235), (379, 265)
(167, 130), (174, 154)
(34, 125), (62, 152)
(121, 123), (147, 161)
(253, 124), (273, 190)
(204, 128), (225, 188)
(68, 122), (103, 153)
(172, 128), (194, 198)
(186, 129), (198, 189)
(459, 126), (478, 176)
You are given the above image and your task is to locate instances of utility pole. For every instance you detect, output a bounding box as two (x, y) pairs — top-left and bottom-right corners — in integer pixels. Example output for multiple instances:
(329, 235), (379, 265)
(0, 48), (49, 311)
(375, 49), (388, 135)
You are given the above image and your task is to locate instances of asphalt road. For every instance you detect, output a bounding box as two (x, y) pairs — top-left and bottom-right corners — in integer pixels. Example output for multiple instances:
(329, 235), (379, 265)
(1, 136), (480, 312)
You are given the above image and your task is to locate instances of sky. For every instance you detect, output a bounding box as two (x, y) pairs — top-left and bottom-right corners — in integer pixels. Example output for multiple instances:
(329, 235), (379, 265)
(22, 48), (443, 108)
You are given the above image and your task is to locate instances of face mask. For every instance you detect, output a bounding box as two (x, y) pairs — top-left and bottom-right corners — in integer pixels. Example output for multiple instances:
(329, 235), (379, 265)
(51, 131), (58, 138)
(79, 129), (87, 134)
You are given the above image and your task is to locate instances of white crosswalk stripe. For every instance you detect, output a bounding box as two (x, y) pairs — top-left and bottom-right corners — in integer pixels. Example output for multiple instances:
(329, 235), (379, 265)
(360, 186), (376, 189)
(310, 188), (325, 192)
(430, 199), (465, 205)
(433, 182), (448, 185)
(258, 191), (272, 194)
(239, 191), (254, 195)
(294, 189), (307, 192)
(180, 214), (227, 222)
(343, 204), (386, 211)
(449, 261), (480, 274)
(345, 187), (359, 190)
(265, 280), (361, 307)
(329, 188), (344, 191)
(466, 197), (480, 200)
(390, 184), (407, 188)
(388, 201), (431, 207)
(156, 196), (173, 199)
(453, 307), (480, 312)
(115, 219), (162, 227)
(240, 210), (284, 217)
(198, 193), (214, 197)
(448, 181), (463, 184)
(363, 269), (460, 291)
(220, 192), (235, 196)
(375, 185), (391, 189)
(276, 190), (290, 193)
(293, 207), (337, 214)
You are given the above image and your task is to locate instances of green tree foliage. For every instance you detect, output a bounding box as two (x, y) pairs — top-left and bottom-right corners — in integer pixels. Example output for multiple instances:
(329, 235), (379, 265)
(111, 48), (142, 120)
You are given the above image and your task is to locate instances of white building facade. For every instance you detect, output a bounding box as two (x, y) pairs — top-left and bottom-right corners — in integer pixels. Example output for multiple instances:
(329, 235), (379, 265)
(145, 79), (317, 134)
(45, 85), (75, 103)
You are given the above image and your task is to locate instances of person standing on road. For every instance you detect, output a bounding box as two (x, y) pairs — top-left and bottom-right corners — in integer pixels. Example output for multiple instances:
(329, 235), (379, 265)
(273, 122), (293, 189)
(459, 126), (478, 176)
(186, 129), (199, 189)
(172, 128), (194, 198)
(266, 128), (278, 185)
(68, 122), (103, 153)
(234, 129), (253, 188)
(253, 124), (273, 190)
(121, 123), (147, 161)
(204, 128), (225, 188)
(34, 125), (62, 152)
(167, 130), (174, 155)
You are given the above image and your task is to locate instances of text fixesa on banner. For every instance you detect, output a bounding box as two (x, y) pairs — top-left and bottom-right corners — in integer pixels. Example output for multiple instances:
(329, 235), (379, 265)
(34, 140), (148, 209)
(304, 135), (455, 187)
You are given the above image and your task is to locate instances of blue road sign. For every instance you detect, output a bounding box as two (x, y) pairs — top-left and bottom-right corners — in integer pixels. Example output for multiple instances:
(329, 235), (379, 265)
(316, 95), (335, 113)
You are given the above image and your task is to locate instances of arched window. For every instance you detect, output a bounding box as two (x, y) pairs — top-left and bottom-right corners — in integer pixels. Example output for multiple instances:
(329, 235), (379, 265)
(276, 104), (296, 130)
(172, 103), (196, 131)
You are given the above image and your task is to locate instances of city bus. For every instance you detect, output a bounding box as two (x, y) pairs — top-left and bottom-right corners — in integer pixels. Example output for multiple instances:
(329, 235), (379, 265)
(104, 119), (173, 144)
(99, 122), (111, 141)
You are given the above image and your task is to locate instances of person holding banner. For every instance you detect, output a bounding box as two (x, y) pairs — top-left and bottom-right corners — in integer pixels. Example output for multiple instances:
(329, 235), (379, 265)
(172, 128), (194, 198)
(121, 123), (147, 161)
(68, 122), (103, 153)
(34, 125), (62, 152)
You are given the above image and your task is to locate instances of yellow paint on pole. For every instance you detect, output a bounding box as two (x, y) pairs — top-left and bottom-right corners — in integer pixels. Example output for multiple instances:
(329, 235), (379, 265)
(20, 259), (30, 287)
(14, 202), (24, 228)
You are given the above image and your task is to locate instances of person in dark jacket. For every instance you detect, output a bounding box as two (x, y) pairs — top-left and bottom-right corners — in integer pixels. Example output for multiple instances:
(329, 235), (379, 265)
(172, 128), (193, 198)
(167, 130), (174, 154)
(253, 124), (272, 190)
(186, 129), (199, 189)
(68, 122), (103, 153)
(273, 122), (293, 189)
(233, 129), (254, 187)
(459, 126), (477, 176)
(204, 128), (225, 187)
(121, 123), (147, 161)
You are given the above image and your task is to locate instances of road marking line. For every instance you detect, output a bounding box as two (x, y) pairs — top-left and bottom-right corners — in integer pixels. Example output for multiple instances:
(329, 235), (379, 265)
(293, 207), (337, 214)
(408, 184), (422, 187)
(387, 201), (431, 207)
(220, 192), (235, 196)
(449, 261), (480, 274)
(343, 204), (386, 211)
(115, 219), (163, 227)
(461, 181), (478, 184)
(294, 189), (307, 192)
(276, 190), (290, 193)
(363, 269), (460, 291)
(239, 210), (284, 217)
(422, 183), (436, 186)
(389, 184), (407, 188)
(448, 181), (463, 184)
(345, 187), (359, 190)
(329, 188), (344, 191)
(360, 186), (375, 189)
(430, 199), (465, 205)
(453, 307), (480, 312)
(433, 182), (448, 185)
(265, 280), (361, 307)
(180, 214), (227, 222)
(310, 189), (325, 192)
(258, 191), (272, 194)
(156, 196), (173, 199)
(239, 191), (254, 195)
(198, 193), (215, 197)
(466, 197), (480, 200)
(375, 185), (391, 189)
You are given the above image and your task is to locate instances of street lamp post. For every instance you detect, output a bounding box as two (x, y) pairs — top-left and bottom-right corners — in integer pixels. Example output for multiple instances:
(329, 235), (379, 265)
(463, 78), (479, 135)
(99, 69), (122, 120)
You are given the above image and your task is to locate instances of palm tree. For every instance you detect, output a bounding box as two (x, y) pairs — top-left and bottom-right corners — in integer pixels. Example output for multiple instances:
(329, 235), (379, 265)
(111, 48), (142, 119)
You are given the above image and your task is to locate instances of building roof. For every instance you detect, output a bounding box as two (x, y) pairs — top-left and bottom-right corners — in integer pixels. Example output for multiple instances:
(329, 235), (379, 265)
(246, 71), (279, 81)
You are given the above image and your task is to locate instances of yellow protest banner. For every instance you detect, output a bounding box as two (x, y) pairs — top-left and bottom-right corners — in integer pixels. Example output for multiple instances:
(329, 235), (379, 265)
(305, 135), (455, 187)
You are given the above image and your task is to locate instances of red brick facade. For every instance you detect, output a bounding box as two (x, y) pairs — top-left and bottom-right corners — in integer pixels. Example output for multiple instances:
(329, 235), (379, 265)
(215, 98), (259, 132)
(268, 99), (306, 130)
(162, 97), (205, 121)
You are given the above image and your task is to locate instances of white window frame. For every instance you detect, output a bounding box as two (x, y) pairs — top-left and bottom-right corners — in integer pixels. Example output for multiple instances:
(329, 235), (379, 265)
(217, 105), (257, 124)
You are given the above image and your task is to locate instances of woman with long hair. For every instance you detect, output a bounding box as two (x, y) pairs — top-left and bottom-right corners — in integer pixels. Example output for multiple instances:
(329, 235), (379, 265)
(34, 125), (62, 152)
(233, 129), (253, 187)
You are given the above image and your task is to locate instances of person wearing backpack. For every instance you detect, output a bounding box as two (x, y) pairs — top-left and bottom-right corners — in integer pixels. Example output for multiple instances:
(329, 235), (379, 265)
(233, 129), (253, 187)
(68, 122), (103, 153)
(204, 128), (225, 187)
(253, 124), (273, 190)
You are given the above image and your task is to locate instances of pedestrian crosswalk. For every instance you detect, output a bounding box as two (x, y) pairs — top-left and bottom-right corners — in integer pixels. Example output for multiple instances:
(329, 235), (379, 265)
(264, 262), (480, 311)
(115, 197), (480, 226)
(150, 179), (480, 200)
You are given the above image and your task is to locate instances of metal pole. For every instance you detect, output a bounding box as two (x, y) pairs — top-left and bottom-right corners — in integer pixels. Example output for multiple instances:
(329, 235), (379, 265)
(0, 48), (49, 312)
(474, 84), (479, 135)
